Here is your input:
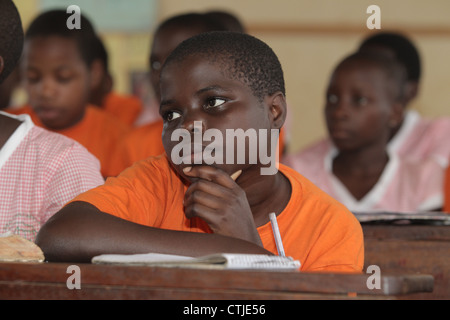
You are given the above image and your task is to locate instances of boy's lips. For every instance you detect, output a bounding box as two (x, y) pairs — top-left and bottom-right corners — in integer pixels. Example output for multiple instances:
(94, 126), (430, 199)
(329, 126), (352, 140)
(35, 106), (60, 121)
(177, 142), (225, 166)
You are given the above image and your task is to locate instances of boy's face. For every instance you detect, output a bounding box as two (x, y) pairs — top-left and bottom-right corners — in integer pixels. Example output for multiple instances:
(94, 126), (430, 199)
(23, 36), (91, 130)
(159, 55), (279, 181)
(325, 61), (398, 151)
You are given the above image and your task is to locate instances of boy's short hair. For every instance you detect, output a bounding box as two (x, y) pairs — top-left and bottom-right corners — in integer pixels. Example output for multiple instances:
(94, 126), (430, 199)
(358, 32), (421, 83)
(0, 0), (24, 84)
(163, 31), (285, 102)
(25, 9), (98, 67)
(337, 51), (407, 102)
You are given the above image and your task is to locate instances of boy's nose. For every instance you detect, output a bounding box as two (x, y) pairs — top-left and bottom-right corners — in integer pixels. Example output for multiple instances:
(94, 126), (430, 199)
(183, 117), (206, 134)
(39, 78), (57, 98)
(330, 99), (350, 120)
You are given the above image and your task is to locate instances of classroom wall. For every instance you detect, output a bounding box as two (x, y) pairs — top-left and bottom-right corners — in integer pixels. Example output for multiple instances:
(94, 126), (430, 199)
(13, 0), (450, 153)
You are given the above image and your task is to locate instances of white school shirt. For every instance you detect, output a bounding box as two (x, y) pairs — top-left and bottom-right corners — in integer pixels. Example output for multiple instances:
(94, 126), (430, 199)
(284, 143), (444, 213)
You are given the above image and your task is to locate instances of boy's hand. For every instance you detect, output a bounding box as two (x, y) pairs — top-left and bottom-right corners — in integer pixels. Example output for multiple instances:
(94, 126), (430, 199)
(183, 166), (263, 247)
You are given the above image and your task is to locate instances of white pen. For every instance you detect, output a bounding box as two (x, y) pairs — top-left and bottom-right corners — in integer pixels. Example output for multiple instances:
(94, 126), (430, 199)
(269, 212), (285, 257)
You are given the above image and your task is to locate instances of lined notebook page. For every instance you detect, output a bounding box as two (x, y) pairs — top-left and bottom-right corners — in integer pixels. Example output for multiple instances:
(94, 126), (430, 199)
(92, 253), (301, 270)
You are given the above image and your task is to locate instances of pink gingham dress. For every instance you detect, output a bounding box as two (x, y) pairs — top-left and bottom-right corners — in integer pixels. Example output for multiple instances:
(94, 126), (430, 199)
(0, 112), (104, 241)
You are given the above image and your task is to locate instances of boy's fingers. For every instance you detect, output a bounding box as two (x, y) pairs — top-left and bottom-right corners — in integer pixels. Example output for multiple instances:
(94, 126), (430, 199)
(183, 166), (241, 186)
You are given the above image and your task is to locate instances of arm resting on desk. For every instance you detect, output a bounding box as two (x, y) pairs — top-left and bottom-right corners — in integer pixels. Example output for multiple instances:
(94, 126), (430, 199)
(36, 201), (271, 263)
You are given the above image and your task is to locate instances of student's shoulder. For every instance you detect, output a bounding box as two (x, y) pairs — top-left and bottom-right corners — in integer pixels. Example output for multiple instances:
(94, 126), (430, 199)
(117, 153), (174, 180)
(29, 125), (100, 164)
(85, 105), (131, 133)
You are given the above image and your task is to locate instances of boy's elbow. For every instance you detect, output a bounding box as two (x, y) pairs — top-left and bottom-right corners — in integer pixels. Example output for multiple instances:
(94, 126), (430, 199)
(36, 211), (73, 262)
(36, 201), (95, 263)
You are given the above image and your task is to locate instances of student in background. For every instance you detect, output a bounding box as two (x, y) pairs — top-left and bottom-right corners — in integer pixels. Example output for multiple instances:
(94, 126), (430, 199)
(286, 32), (450, 173)
(286, 52), (443, 212)
(10, 10), (130, 178)
(359, 32), (450, 168)
(36, 32), (363, 273)
(0, 0), (104, 241)
(89, 35), (143, 127)
(109, 13), (227, 175)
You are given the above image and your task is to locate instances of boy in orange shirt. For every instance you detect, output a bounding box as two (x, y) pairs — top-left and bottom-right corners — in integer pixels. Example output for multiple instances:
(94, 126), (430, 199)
(37, 32), (364, 272)
(15, 10), (129, 177)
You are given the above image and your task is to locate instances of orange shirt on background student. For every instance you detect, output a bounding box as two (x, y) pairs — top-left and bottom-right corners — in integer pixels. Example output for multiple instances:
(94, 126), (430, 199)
(73, 154), (364, 273)
(444, 166), (450, 212)
(100, 91), (143, 127)
(109, 119), (164, 176)
(8, 104), (130, 177)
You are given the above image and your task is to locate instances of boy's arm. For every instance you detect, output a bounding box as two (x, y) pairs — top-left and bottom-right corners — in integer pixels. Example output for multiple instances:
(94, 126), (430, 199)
(36, 201), (271, 263)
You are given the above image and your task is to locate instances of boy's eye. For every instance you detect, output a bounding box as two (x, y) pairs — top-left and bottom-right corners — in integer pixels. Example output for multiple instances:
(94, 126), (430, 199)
(354, 96), (368, 106)
(327, 94), (338, 104)
(151, 61), (162, 71)
(205, 98), (226, 109)
(26, 72), (40, 84)
(165, 111), (181, 122)
(57, 76), (74, 84)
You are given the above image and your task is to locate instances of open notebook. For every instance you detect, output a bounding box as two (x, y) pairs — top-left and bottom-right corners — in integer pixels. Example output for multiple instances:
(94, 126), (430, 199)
(92, 252), (301, 270)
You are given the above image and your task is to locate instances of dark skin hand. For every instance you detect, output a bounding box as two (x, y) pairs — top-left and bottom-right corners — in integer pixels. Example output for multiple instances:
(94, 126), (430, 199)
(183, 165), (262, 246)
(36, 201), (271, 263)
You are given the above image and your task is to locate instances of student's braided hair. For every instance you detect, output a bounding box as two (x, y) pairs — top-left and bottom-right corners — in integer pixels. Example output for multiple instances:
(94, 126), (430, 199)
(0, 0), (24, 84)
(163, 31), (286, 102)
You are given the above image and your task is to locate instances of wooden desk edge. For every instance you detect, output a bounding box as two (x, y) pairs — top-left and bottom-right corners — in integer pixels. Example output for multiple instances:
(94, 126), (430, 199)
(0, 262), (434, 298)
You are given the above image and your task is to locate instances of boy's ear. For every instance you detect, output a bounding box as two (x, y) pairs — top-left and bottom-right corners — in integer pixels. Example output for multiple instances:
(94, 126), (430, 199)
(266, 91), (287, 129)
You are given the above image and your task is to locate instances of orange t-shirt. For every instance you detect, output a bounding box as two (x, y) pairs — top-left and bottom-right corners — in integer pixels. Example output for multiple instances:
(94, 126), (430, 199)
(74, 155), (364, 272)
(109, 120), (165, 176)
(444, 166), (450, 212)
(101, 91), (143, 126)
(8, 105), (130, 177)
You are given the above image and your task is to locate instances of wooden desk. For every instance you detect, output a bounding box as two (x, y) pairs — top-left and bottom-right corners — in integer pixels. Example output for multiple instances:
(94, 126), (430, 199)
(0, 261), (433, 300)
(363, 224), (449, 299)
